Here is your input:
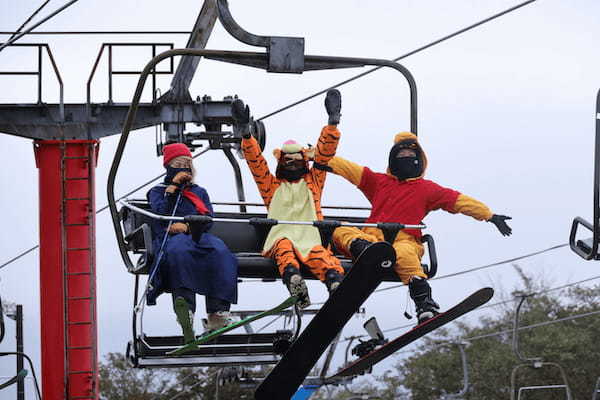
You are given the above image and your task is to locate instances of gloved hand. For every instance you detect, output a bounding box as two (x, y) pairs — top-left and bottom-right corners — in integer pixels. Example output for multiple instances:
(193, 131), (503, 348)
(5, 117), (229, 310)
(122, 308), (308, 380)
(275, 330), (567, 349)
(325, 89), (341, 125)
(172, 171), (192, 185)
(488, 214), (512, 236)
(231, 99), (252, 138)
(168, 222), (189, 235)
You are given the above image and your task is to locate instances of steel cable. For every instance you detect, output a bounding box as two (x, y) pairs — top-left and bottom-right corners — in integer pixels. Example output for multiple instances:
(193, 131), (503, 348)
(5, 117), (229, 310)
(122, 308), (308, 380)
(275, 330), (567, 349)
(258, 0), (539, 122)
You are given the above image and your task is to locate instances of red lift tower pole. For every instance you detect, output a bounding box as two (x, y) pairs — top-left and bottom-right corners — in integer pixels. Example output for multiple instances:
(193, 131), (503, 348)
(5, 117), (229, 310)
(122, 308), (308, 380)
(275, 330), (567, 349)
(35, 140), (99, 400)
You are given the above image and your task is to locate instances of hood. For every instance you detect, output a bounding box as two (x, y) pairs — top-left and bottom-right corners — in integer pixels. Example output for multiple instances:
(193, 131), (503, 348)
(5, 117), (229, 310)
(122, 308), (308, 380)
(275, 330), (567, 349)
(387, 131), (428, 180)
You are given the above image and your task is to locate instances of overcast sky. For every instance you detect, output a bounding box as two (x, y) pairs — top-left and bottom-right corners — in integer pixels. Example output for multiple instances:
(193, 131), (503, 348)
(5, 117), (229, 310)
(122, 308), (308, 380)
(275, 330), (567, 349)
(1, 0), (600, 397)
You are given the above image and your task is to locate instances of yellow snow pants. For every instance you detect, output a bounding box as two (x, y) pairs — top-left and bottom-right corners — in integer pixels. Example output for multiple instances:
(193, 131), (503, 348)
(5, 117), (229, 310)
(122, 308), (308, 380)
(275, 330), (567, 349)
(333, 226), (427, 284)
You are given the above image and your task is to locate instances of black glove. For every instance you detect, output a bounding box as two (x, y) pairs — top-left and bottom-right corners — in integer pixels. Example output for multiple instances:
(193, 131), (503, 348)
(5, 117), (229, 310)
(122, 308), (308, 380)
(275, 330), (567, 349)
(231, 99), (252, 138)
(325, 89), (341, 125)
(488, 214), (512, 236)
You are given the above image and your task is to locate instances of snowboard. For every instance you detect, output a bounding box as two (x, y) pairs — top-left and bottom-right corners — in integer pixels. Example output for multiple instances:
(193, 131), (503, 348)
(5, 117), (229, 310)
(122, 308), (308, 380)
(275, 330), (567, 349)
(254, 242), (397, 400)
(328, 287), (494, 379)
(167, 295), (299, 356)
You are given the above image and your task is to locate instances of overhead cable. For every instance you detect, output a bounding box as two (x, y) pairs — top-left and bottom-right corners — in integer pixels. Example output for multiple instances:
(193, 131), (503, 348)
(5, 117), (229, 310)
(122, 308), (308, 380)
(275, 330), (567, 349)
(258, 0), (539, 122)
(0, 0), (81, 53)
(0, 148), (213, 271)
(393, 308), (600, 357)
(343, 274), (600, 341)
(373, 243), (569, 294)
(8, 0), (51, 42)
(0, 30), (192, 35)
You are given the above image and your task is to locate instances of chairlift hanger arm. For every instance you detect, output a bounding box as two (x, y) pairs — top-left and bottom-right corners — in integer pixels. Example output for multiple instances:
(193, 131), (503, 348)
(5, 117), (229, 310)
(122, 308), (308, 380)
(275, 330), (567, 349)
(570, 88), (600, 260)
(108, 47), (417, 271)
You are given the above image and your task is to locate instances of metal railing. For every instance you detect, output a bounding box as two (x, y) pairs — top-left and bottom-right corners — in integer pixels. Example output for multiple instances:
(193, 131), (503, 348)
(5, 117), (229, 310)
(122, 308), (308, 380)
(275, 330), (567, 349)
(0, 43), (64, 118)
(86, 42), (174, 106)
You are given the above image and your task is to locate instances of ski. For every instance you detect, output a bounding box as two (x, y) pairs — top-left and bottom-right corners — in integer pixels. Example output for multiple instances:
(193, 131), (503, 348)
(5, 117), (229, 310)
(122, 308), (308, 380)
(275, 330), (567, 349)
(328, 287), (494, 379)
(254, 242), (396, 400)
(167, 295), (298, 356)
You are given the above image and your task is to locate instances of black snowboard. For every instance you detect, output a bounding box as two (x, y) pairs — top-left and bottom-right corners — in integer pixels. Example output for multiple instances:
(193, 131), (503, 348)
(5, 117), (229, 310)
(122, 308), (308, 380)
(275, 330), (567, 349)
(328, 287), (494, 379)
(254, 242), (397, 400)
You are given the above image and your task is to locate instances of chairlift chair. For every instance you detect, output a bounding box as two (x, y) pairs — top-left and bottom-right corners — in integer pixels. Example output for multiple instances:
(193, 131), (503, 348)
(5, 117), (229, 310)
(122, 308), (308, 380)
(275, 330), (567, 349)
(440, 341), (470, 400)
(509, 294), (573, 400)
(592, 377), (600, 400)
(570, 89), (600, 260)
(109, 0), (439, 369)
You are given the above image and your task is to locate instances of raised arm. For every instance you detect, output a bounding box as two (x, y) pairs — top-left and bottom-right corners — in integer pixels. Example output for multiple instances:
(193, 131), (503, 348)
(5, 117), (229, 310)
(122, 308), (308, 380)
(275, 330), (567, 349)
(241, 136), (277, 206)
(311, 89), (342, 189)
(232, 99), (277, 206)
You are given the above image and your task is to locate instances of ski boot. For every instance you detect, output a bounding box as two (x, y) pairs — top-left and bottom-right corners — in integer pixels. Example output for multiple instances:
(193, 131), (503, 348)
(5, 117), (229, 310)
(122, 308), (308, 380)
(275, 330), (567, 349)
(408, 276), (440, 324)
(282, 264), (310, 309)
(174, 296), (196, 344)
(324, 269), (344, 293)
(206, 311), (234, 331)
(349, 238), (373, 260)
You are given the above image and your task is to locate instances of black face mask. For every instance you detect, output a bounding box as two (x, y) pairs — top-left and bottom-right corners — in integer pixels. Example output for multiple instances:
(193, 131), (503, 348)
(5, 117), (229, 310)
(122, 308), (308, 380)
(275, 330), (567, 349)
(276, 164), (308, 181)
(388, 142), (422, 180)
(165, 166), (192, 183)
(389, 156), (421, 180)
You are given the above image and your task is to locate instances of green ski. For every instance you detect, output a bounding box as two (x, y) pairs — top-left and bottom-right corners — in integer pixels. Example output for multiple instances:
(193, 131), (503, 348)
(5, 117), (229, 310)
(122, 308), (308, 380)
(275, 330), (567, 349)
(167, 295), (299, 356)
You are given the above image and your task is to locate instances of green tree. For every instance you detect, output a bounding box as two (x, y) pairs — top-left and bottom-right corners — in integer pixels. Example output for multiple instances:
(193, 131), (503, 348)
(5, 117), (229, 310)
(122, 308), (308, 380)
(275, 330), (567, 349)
(99, 352), (265, 399)
(391, 271), (600, 399)
(318, 270), (600, 400)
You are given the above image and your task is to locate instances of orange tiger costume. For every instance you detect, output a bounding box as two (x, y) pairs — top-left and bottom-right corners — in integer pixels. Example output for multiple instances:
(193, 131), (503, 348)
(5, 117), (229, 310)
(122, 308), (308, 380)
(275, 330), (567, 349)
(241, 126), (345, 282)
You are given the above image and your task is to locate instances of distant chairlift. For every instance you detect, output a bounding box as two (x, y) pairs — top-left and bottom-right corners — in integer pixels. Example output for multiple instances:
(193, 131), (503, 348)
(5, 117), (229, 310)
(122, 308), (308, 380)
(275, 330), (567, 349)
(440, 341), (471, 400)
(509, 294), (573, 400)
(109, 0), (438, 369)
(593, 377), (600, 400)
(570, 89), (600, 260)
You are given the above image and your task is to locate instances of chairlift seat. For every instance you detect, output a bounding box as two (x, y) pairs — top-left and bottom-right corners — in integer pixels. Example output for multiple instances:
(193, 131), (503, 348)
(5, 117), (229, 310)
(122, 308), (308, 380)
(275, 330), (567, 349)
(120, 200), (437, 281)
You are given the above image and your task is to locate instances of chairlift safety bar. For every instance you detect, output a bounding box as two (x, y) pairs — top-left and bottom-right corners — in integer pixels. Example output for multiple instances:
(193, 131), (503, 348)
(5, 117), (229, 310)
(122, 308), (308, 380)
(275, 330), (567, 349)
(119, 200), (425, 230)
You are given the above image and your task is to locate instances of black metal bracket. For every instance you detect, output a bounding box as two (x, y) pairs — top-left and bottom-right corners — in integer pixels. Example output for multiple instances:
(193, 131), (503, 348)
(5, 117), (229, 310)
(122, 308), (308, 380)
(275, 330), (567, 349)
(351, 337), (387, 359)
(217, 0), (304, 73)
(184, 214), (212, 242)
(377, 222), (404, 244)
(569, 88), (600, 260)
(421, 234), (437, 278)
(313, 220), (342, 248)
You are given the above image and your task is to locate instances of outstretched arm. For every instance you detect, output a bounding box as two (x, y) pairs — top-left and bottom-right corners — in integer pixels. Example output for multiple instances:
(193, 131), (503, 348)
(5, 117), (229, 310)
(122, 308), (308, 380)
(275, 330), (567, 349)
(327, 156), (365, 187)
(454, 194), (512, 236)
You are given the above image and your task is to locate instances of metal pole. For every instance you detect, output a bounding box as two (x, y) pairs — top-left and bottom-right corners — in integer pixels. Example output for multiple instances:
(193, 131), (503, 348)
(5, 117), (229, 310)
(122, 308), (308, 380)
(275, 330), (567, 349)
(16, 305), (24, 400)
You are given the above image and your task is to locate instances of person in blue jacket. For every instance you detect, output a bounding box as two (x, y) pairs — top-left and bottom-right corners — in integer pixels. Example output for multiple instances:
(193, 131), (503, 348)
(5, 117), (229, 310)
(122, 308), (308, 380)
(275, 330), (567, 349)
(147, 143), (238, 343)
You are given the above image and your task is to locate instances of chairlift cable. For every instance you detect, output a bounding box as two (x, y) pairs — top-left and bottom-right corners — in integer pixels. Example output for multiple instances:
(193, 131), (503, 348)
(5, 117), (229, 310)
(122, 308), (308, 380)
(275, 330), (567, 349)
(8, 0), (51, 42)
(1, 30), (192, 35)
(341, 274), (600, 341)
(257, 0), (539, 122)
(372, 243), (569, 295)
(0, 0), (81, 53)
(391, 308), (600, 357)
(0, 149), (212, 271)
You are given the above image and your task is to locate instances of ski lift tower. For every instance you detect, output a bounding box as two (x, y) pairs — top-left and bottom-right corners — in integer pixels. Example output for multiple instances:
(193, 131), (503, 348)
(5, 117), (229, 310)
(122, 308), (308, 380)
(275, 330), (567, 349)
(0, 2), (224, 398)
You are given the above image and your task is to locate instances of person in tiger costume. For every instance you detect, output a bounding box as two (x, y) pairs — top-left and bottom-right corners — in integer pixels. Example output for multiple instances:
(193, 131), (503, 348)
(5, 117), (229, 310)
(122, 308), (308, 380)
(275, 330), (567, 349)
(231, 90), (344, 308)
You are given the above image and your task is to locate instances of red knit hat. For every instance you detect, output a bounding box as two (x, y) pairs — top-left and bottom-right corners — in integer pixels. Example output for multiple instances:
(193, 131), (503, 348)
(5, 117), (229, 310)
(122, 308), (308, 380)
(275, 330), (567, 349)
(162, 143), (192, 166)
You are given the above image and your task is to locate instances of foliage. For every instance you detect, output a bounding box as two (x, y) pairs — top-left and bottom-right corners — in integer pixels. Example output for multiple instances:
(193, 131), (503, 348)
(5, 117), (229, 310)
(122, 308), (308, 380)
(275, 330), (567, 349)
(320, 269), (600, 400)
(99, 352), (265, 400)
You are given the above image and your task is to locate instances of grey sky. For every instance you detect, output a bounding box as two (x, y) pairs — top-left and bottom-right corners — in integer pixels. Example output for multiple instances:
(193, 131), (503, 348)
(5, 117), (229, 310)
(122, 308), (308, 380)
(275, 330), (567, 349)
(1, 0), (600, 396)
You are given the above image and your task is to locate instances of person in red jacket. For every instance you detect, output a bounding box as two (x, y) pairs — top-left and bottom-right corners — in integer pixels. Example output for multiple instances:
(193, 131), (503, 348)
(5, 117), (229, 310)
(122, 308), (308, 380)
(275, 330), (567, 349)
(328, 132), (512, 323)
